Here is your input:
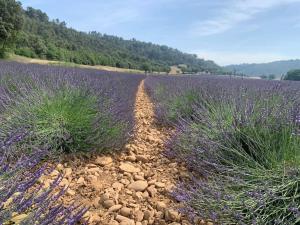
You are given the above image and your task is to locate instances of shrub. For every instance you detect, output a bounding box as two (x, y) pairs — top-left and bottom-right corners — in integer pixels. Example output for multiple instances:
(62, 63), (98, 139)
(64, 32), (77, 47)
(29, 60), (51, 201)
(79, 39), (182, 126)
(0, 49), (10, 59)
(145, 75), (300, 224)
(154, 85), (199, 123)
(170, 88), (300, 224)
(284, 69), (300, 81)
(0, 61), (145, 224)
(0, 133), (86, 224)
(0, 61), (145, 155)
(1, 84), (125, 154)
(146, 81), (200, 124)
(15, 47), (36, 58)
(163, 89), (199, 122)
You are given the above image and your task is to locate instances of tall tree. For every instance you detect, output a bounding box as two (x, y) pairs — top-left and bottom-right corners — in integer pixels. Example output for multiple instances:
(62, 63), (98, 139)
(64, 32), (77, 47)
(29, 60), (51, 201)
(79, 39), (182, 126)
(0, 0), (23, 58)
(14, 6), (223, 73)
(283, 69), (300, 81)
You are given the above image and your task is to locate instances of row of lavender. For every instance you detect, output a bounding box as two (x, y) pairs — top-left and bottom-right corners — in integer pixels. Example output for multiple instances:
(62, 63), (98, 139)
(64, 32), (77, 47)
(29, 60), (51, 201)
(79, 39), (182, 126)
(145, 75), (300, 224)
(0, 61), (145, 224)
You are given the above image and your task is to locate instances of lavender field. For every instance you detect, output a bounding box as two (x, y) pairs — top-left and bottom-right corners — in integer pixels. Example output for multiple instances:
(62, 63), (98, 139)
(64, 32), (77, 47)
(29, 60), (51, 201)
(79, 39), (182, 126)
(0, 61), (145, 224)
(2, 0), (300, 224)
(145, 75), (300, 224)
(1, 61), (300, 225)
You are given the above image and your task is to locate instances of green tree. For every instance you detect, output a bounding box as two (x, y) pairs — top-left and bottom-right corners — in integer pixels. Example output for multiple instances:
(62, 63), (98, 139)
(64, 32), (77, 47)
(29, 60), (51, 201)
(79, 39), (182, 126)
(260, 75), (268, 79)
(25, 7), (48, 22)
(0, 0), (23, 58)
(13, 6), (224, 73)
(283, 69), (300, 81)
(268, 74), (276, 80)
(141, 63), (151, 73)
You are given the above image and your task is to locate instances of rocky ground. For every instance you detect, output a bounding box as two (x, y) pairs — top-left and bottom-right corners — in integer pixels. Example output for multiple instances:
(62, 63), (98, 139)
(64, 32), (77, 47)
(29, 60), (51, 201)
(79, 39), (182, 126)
(39, 80), (208, 225)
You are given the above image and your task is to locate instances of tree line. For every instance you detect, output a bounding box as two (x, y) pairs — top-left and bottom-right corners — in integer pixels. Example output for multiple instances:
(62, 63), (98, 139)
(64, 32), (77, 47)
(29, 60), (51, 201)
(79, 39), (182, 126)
(0, 0), (223, 73)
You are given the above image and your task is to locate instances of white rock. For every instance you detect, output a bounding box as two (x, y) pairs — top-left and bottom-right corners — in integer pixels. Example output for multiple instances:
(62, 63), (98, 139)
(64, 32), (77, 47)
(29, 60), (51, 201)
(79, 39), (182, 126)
(119, 163), (141, 173)
(136, 155), (150, 163)
(77, 177), (85, 184)
(120, 207), (132, 217)
(103, 200), (115, 209)
(64, 168), (72, 177)
(128, 181), (148, 192)
(95, 156), (113, 166)
(67, 189), (76, 196)
(156, 202), (167, 211)
(165, 209), (180, 222)
(112, 182), (124, 190)
(108, 204), (122, 212)
(116, 215), (131, 222)
(155, 182), (165, 188)
(134, 175), (144, 181)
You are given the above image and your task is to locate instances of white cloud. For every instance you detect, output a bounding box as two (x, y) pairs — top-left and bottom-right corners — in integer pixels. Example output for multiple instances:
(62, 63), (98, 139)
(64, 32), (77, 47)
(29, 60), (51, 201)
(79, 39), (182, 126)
(89, 2), (140, 29)
(21, 0), (160, 30)
(67, 0), (147, 30)
(196, 50), (291, 65)
(190, 0), (300, 36)
(62, 0), (178, 31)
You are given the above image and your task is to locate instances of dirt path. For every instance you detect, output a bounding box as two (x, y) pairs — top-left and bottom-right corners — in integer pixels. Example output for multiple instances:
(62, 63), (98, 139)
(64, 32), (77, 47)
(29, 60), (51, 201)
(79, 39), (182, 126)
(40, 80), (191, 225)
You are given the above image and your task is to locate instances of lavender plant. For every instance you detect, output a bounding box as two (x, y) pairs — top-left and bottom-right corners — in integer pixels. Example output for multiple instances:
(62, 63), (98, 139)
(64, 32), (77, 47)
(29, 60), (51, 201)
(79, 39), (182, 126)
(145, 75), (201, 124)
(0, 61), (145, 155)
(145, 75), (300, 224)
(0, 61), (145, 224)
(0, 132), (87, 225)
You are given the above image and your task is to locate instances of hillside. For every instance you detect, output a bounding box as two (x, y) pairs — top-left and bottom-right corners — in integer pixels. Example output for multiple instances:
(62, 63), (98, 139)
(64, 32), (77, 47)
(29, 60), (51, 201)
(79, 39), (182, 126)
(14, 7), (222, 73)
(225, 59), (300, 77)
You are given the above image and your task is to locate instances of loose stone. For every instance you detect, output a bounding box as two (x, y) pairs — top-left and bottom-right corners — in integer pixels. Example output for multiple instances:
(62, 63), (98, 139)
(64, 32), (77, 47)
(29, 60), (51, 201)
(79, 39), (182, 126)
(128, 181), (148, 192)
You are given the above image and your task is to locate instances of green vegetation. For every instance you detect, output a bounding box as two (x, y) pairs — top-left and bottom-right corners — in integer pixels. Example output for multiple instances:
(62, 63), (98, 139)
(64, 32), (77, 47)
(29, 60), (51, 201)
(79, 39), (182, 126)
(146, 75), (300, 224)
(175, 96), (300, 224)
(0, 0), (23, 58)
(2, 86), (123, 154)
(154, 85), (199, 122)
(0, 61), (146, 224)
(0, 62), (145, 156)
(1, 5), (221, 73)
(283, 69), (300, 81)
(260, 74), (276, 80)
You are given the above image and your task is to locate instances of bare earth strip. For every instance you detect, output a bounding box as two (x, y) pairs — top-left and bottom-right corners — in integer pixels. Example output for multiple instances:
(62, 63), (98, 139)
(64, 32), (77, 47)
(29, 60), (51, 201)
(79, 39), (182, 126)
(40, 80), (193, 225)
(10, 54), (145, 74)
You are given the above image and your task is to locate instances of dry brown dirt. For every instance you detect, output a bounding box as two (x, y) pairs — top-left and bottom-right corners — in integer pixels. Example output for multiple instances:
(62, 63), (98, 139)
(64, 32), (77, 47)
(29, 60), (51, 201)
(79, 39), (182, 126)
(39, 80), (207, 225)
(10, 54), (145, 74)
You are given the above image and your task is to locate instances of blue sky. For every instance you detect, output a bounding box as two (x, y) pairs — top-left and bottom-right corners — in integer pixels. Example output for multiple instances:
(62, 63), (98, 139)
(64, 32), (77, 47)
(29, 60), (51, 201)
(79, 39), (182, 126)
(20, 0), (300, 66)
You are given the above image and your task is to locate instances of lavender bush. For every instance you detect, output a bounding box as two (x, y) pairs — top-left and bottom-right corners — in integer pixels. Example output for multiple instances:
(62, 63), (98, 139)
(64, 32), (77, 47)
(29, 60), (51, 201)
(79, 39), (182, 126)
(0, 62), (145, 155)
(0, 61), (145, 224)
(145, 75), (300, 224)
(0, 132), (87, 224)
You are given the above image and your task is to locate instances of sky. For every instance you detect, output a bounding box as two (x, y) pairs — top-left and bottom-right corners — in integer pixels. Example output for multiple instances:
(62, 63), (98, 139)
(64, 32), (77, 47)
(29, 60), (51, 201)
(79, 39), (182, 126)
(19, 0), (300, 66)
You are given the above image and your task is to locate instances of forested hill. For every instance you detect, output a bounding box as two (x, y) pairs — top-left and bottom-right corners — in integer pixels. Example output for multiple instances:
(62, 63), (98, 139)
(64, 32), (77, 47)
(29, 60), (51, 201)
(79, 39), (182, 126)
(15, 7), (222, 73)
(225, 59), (300, 78)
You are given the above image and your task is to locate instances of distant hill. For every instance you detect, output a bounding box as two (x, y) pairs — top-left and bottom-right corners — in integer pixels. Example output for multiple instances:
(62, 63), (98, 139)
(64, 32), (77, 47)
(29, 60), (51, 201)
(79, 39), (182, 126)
(224, 60), (300, 78)
(15, 6), (222, 73)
